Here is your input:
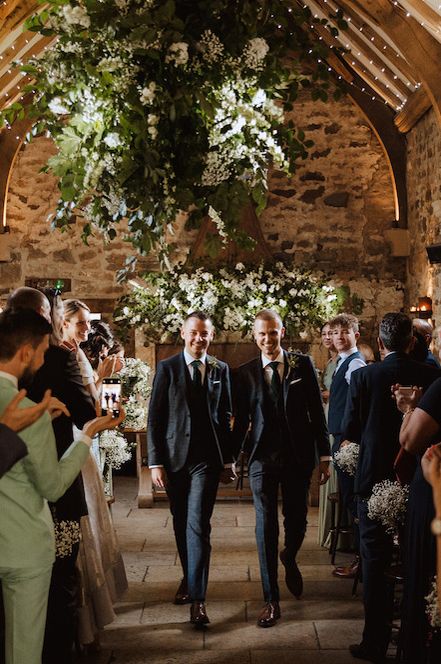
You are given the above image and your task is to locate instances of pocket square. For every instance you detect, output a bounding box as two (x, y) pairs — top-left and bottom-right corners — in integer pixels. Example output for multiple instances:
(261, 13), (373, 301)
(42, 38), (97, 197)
(289, 378), (302, 385)
(212, 380), (221, 384)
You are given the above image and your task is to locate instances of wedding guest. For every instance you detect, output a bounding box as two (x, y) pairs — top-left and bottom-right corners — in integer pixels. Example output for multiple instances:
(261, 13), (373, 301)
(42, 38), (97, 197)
(10, 288), (97, 664)
(328, 314), (366, 579)
(357, 342), (376, 364)
(317, 322), (339, 548)
(232, 309), (330, 627)
(396, 377), (441, 663)
(0, 308), (124, 664)
(148, 311), (233, 628)
(422, 443), (441, 613)
(342, 312), (440, 663)
(413, 318), (440, 368)
(0, 390), (52, 477)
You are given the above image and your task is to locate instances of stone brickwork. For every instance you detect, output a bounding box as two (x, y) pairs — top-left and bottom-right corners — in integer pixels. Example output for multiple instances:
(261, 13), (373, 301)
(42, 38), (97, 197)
(406, 107), (441, 329)
(1, 93), (407, 345)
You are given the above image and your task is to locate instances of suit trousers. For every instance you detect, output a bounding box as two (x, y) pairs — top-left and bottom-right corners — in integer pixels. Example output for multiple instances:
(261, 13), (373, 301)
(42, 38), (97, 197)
(166, 461), (220, 601)
(0, 563), (53, 664)
(332, 437), (359, 553)
(249, 456), (311, 602)
(42, 541), (80, 664)
(357, 500), (394, 657)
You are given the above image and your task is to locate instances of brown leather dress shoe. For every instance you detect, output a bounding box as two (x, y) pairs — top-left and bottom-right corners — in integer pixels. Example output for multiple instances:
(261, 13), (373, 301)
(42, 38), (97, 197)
(190, 601), (210, 628)
(174, 578), (191, 605)
(257, 601), (281, 628)
(332, 557), (360, 579)
(279, 549), (303, 598)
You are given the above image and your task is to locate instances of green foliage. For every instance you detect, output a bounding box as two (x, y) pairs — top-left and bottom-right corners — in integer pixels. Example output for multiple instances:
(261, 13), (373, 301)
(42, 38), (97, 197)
(1, 0), (346, 259)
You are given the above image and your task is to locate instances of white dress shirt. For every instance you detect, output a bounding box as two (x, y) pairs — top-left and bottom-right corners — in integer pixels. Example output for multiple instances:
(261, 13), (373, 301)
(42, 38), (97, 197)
(184, 349), (207, 384)
(335, 347), (366, 385)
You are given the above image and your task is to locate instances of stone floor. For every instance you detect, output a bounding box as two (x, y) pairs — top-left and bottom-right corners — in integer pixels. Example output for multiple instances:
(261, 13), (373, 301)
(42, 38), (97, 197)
(84, 477), (367, 664)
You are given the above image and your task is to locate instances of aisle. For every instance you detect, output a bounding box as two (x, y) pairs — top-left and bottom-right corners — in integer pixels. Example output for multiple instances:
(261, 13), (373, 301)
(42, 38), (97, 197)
(87, 477), (365, 663)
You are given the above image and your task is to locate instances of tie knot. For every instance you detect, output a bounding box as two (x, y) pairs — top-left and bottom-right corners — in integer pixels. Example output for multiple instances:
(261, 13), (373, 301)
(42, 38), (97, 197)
(191, 360), (202, 368)
(269, 361), (279, 371)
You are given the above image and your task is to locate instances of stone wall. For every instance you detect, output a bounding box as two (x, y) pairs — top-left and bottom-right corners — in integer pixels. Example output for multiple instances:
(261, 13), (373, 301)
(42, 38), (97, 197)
(406, 107), (441, 330)
(1, 91), (406, 348)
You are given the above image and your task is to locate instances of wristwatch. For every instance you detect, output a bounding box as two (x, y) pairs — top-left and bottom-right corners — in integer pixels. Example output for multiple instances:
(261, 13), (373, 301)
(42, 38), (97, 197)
(431, 518), (441, 536)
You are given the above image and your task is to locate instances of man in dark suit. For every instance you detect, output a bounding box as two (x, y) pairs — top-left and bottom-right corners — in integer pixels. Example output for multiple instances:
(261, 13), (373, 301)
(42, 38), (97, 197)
(232, 309), (330, 627)
(148, 311), (233, 628)
(341, 313), (441, 663)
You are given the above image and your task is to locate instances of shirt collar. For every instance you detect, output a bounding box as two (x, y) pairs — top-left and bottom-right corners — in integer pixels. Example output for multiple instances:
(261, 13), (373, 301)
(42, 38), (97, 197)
(0, 370), (18, 388)
(338, 347), (359, 361)
(261, 350), (284, 368)
(183, 349), (207, 366)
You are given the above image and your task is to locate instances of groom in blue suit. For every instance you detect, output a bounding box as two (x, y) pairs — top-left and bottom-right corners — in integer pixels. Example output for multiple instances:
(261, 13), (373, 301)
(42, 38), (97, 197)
(147, 311), (233, 628)
(233, 309), (330, 627)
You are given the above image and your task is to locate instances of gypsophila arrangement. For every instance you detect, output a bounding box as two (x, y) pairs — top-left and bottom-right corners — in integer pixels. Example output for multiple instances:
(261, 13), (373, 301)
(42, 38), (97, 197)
(123, 395), (148, 431)
(333, 443), (360, 477)
(117, 358), (151, 400)
(114, 261), (338, 343)
(367, 480), (409, 535)
(99, 430), (132, 469)
(53, 519), (81, 559)
(425, 577), (441, 630)
(2, 1), (346, 258)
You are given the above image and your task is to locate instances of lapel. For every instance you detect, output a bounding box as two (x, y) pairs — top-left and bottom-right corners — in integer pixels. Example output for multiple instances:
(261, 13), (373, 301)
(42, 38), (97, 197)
(282, 350), (299, 405)
(178, 351), (192, 408)
(205, 354), (219, 402)
(252, 356), (267, 402)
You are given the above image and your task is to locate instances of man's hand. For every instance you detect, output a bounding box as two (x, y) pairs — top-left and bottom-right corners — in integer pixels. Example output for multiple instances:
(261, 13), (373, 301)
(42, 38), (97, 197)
(318, 460), (330, 485)
(151, 467), (168, 488)
(0, 389), (52, 432)
(219, 467), (235, 484)
(48, 397), (70, 420)
(339, 439), (351, 449)
(391, 384), (423, 414)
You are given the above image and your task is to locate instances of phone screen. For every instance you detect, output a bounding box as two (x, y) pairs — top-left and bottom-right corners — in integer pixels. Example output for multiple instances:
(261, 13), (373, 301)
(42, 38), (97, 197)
(101, 378), (122, 417)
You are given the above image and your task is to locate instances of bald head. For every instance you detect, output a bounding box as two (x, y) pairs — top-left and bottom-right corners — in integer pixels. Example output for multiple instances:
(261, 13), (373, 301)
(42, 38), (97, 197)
(413, 318), (433, 348)
(7, 287), (51, 323)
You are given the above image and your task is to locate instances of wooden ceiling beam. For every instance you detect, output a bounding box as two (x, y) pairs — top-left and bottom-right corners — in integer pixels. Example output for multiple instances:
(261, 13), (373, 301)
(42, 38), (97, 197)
(394, 85), (432, 133)
(0, 1), (41, 44)
(344, 0), (441, 129)
(0, 35), (53, 104)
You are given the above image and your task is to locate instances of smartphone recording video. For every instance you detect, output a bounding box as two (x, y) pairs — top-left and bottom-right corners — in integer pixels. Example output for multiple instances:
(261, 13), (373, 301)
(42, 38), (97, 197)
(101, 378), (122, 417)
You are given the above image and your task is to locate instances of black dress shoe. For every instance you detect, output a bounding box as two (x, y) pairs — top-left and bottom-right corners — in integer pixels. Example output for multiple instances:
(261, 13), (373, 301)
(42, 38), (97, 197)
(349, 642), (386, 663)
(174, 578), (191, 605)
(257, 601), (281, 628)
(279, 549), (303, 598)
(190, 601), (210, 628)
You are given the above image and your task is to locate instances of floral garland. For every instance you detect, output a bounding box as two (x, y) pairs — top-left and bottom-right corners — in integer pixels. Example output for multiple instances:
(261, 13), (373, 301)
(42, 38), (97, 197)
(425, 576), (441, 631)
(333, 442), (359, 477)
(118, 357), (151, 400)
(2, 0), (346, 256)
(114, 261), (338, 342)
(367, 480), (409, 535)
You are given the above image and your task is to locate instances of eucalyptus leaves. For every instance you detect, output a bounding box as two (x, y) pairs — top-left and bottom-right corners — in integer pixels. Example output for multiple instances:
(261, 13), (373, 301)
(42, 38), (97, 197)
(3, 0), (345, 257)
(113, 261), (338, 343)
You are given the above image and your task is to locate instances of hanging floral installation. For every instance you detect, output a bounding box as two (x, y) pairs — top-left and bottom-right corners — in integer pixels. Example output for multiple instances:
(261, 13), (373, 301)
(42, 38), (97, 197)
(113, 261), (339, 343)
(2, 0), (346, 258)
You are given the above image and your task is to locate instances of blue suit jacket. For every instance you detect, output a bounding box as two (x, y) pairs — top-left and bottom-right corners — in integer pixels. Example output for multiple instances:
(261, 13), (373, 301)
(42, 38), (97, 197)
(232, 351), (329, 474)
(147, 352), (233, 472)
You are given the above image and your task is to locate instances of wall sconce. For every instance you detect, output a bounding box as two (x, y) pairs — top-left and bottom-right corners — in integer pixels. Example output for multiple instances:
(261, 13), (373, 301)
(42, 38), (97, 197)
(410, 296), (433, 319)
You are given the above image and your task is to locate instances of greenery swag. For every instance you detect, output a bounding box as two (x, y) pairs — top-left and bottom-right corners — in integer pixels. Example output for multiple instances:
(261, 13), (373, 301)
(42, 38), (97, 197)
(113, 261), (339, 343)
(3, 0), (345, 259)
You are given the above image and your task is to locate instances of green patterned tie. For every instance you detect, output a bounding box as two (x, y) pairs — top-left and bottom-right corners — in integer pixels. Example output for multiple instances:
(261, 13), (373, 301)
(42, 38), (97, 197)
(269, 361), (281, 401)
(191, 359), (202, 387)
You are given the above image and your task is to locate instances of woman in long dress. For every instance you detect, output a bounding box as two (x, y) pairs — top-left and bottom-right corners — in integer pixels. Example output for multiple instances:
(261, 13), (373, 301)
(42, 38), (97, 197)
(317, 322), (338, 547)
(62, 300), (128, 648)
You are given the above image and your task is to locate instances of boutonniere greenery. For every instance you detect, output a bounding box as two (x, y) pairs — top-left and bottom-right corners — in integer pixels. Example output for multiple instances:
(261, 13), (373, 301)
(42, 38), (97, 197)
(286, 353), (299, 372)
(207, 356), (221, 371)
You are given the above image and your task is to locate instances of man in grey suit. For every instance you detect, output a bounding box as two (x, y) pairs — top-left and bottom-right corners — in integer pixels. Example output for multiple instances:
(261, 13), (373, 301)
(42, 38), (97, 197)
(148, 311), (233, 628)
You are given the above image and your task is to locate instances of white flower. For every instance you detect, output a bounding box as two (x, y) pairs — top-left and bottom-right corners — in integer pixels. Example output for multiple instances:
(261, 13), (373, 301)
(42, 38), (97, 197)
(148, 114), (159, 125)
(48, 97), (70, 115)
(425, 577), (441, 629)
(61, 5), (91, 29)
(165, 42), (189, 66)
(104, 132), (121, 149)
(140, 82), (156, 105)
(333, 443), (359, 477)
(243, 37), (269, 69)
(367, 480), (409, 535)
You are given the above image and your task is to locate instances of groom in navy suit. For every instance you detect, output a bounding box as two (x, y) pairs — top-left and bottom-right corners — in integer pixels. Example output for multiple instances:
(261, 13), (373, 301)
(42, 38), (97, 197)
(147, 311), (233, 628)
(232, 309), (330, 627)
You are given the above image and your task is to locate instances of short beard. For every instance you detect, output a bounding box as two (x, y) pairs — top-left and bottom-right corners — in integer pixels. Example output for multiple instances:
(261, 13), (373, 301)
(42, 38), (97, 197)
(18, 366), (35, 391)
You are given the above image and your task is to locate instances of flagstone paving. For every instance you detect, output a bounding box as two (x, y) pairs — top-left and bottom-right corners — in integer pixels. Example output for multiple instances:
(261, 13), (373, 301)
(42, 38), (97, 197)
(82, 477), (369, 663)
